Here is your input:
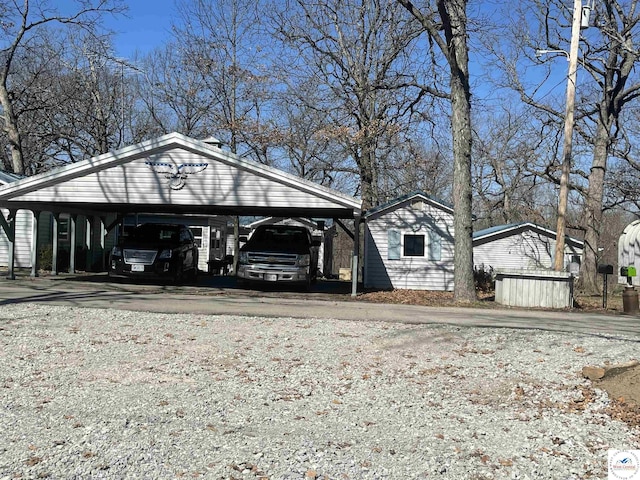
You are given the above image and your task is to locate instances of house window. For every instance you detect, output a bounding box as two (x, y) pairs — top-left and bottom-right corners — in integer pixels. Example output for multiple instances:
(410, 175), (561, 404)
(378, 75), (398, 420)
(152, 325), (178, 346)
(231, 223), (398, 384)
(404, 234), (425, 257)
(388, 229), (443, 260)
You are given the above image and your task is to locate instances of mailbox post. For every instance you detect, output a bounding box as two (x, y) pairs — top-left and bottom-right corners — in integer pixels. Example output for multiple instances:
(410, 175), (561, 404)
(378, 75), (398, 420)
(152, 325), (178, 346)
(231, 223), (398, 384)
(598, 264), (613, 309)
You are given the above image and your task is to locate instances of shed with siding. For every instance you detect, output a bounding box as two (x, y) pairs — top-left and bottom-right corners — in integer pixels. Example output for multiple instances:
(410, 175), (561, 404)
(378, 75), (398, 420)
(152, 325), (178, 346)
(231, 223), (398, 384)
(364, 192), (455, 291)
(472, 222), (584, 273)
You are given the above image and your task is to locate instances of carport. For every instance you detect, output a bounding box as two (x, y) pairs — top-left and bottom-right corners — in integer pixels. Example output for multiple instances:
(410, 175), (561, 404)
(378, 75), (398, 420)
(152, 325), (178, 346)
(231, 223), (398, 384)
(0, 132), (363, 295)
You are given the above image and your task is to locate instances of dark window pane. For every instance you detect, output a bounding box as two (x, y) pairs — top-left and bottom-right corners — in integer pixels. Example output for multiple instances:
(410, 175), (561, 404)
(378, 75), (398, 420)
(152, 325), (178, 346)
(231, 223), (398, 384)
(404, 235), (425, 257)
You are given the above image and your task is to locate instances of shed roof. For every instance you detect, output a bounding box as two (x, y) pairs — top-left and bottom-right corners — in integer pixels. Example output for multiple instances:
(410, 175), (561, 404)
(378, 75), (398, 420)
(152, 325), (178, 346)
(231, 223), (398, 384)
(0, 170), (23, 185)
(0, 133), (362, 219)
(364, 191), (453, 219)
(473, 222), (584, 248)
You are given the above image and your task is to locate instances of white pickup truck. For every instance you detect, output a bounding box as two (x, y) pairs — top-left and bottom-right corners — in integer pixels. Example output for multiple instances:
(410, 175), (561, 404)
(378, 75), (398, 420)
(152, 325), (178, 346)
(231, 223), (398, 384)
(236, 224), (320, 289)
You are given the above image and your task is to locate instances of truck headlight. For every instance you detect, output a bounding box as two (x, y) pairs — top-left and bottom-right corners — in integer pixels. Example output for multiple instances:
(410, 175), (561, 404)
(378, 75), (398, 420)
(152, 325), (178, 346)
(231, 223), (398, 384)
(239, 252), (248, 264)
(111, 246), (122, 257)
(296, 254), (310, 267)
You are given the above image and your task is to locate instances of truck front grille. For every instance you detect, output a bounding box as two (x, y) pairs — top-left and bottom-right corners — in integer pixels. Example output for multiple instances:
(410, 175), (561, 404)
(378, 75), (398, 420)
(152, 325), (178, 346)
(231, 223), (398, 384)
(247, 252), (297, 266)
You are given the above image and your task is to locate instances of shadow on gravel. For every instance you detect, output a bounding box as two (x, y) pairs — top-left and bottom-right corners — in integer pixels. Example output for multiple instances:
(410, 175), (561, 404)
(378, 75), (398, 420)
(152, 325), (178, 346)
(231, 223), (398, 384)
(0, 289), (135, 307)
(1, 270), (356, 298)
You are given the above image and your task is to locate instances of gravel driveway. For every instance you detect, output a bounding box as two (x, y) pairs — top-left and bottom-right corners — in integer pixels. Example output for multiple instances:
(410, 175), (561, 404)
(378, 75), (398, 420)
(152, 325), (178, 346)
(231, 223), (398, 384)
(1, 303), (639, 479)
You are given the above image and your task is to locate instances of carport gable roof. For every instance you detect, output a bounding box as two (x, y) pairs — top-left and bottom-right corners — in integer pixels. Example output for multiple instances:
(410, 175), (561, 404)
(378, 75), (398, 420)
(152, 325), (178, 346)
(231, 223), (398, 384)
(0, 133), (362, 218)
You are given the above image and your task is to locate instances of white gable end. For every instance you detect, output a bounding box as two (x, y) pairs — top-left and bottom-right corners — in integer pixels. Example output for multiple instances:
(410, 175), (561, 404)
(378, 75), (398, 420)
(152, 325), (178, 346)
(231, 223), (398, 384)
(0, 133), (361, 217)
(14, 148), (340, 209)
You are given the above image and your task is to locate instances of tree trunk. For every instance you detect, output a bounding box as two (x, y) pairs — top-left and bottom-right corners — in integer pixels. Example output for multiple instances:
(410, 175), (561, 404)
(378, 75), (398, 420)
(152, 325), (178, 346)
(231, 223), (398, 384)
(442, 0), (475, 302)
(450, 80), (475, 302)
(579, 121), (609, 294)
(359, 155), (377, 211)
(0, 84), (24, 175)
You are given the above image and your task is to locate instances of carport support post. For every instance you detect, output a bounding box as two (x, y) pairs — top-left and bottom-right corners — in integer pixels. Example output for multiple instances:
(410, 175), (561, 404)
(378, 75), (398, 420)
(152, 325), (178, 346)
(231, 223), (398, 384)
(99, 217), (106, 271)
(30, 210), (40, 277)
(85, 216), (93, 271)
(351, 216), (361, 297)
(69, 215), (77, 274)
(51, 213), (59, 275)
(233, 216), (240, 275)
(0, 209), (16, 279)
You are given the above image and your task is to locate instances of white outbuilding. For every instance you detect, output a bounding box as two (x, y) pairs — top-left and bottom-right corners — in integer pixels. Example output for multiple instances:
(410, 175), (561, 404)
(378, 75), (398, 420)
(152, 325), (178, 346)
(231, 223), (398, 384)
(473, 222), (584, 273)
(363, 192), (455, 291)
(618, 219), (640, 285)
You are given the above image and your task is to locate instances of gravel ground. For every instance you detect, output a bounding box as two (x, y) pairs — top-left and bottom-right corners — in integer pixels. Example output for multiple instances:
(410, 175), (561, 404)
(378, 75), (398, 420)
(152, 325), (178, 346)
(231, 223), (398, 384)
(1, 303), (639, 480)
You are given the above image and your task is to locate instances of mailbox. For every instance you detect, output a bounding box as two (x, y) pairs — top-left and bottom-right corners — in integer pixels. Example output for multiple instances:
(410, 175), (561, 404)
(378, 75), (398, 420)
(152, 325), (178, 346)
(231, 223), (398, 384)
(598, 264), (614, 275)
(621, 266), (637, 277)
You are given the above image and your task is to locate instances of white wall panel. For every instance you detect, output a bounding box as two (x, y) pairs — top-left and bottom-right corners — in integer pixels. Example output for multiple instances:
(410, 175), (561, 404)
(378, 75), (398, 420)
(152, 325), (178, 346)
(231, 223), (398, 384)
(364, 198), (454, 291)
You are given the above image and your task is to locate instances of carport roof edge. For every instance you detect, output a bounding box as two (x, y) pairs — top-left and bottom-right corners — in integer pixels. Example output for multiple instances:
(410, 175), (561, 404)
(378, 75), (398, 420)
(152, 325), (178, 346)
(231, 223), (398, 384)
(0, 132), (362, 217)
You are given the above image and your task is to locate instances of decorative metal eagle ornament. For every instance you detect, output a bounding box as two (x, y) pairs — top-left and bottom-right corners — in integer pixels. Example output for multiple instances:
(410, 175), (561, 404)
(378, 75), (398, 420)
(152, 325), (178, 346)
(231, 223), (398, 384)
(145, 161), (208, 190)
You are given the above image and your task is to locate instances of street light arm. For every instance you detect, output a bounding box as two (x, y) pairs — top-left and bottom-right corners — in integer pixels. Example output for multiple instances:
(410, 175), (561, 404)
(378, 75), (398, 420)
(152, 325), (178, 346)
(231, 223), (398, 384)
(535, 49), (570, 60)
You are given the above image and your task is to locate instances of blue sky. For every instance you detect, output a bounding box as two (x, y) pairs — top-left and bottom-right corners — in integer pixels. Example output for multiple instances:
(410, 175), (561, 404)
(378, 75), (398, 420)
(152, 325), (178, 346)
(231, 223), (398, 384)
(102, 0), (177, 58)
(62, 0), (569, 104)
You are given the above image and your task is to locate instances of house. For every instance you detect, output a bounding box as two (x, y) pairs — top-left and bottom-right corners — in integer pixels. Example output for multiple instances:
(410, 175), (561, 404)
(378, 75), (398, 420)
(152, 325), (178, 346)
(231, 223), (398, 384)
(473, 222), (584, 273)
(363, 192), (455, 291)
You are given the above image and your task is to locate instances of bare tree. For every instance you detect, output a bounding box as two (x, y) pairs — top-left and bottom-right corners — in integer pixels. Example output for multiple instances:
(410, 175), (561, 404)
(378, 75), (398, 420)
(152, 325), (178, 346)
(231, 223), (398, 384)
(578, 0), (640, 292)
(492, 0), (640, 293)
(398, 0), (476, 302)
(173, 0), (274, 157)
(133, 44), (218, 142)
(0, 0), (125, 174)
(52, 35), (132, 159)
(271, 0), (427, 209)
(271, 76), (357, 190)
(472, 105), (555, 227)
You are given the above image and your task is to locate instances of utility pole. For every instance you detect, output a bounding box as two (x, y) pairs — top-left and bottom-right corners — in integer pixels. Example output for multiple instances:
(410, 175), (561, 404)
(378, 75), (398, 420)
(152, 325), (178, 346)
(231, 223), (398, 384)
(554, 0), (583, 271)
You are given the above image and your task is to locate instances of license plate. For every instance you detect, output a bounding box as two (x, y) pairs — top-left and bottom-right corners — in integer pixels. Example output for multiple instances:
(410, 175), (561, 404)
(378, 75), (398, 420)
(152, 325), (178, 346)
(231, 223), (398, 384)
(264, 273), (278, 281)
(131, 264), (145, 272)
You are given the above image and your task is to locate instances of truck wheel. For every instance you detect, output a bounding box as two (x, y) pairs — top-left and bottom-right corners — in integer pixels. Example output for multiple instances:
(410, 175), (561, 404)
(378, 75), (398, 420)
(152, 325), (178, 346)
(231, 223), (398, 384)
(173, 266), (184, 285)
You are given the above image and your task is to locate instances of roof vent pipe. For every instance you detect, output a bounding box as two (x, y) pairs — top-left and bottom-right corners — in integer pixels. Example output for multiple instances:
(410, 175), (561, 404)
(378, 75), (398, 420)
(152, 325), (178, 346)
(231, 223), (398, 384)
(203, 137), (223, 148)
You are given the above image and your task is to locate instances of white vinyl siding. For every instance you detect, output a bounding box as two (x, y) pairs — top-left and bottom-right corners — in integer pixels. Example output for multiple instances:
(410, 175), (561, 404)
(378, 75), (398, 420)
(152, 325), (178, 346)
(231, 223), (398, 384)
(365, 196), (454, 291)
(473, 230), (571, 272)
(13, 149), (348, 211)
(429, 230), (442, 261)
(0, 209), (33, 268)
